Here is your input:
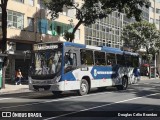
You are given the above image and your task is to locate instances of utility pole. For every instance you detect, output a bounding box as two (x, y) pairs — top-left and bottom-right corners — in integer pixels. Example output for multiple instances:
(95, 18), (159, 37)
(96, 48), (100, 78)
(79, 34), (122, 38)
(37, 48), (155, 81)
(154, 53), (156, 78)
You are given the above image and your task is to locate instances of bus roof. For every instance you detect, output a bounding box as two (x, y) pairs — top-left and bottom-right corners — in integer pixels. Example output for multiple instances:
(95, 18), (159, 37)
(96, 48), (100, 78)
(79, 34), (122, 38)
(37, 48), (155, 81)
(34, 41), (138, 55)
(101, 46), (123, 54)
(64, 42), (86, 48)
(124, 51), (139, 56)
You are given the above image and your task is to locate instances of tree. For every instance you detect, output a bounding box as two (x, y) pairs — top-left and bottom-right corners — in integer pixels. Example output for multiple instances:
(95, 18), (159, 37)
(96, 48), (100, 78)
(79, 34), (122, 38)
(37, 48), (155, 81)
(121, 21), (160, 78)
(43, 0), (150, 42)
(121, 21), (160, 64)
(0, 0), (8, 88)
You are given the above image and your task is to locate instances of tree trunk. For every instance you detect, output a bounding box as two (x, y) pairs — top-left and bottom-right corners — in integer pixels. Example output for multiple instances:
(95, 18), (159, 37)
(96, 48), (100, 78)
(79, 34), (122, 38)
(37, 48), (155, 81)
(1, 0), (8, 88)
(145, 47), (151, 79)
(70, 20), (82, 42)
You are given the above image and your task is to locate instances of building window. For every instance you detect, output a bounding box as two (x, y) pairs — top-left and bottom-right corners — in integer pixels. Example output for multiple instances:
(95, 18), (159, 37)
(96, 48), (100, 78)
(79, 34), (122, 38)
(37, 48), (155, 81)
(150, 7), (154, 13)
(14, 0), (24, 3)
(150, 18), (154, 23)
(27, 17), (34, 31)
(28, 0), (34, 6)
(7, 10), (24, 29)
(156, 19), (159, 24)
(156, 0), (160, 3)
(156, 8), (160, 14)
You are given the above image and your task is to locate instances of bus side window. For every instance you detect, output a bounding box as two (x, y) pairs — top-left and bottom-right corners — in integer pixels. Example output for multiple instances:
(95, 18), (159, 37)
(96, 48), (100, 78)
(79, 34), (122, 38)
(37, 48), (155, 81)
(106, 54), (110, 65)
(80, 50), (86, 65)
(80, 49), (94, 65)
(117, 54), (125, 66)
(125, 55), (132, 67)
(94, 51), (105, 65)
(65, 51), (77, 66)
(107, 53), (116, 65)
(85, 50), (94, 65)
(132, 56), (139, 67)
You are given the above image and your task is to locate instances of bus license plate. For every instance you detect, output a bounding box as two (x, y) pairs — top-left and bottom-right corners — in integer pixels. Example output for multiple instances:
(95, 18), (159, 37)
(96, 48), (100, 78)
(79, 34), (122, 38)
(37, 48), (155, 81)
(39, 88), (44, 91)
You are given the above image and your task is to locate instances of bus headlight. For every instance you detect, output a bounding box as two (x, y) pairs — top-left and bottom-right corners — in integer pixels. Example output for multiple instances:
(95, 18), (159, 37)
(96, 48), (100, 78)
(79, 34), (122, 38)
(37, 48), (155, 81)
(56, 75), (61, 82)
(51, 75), (61, 84)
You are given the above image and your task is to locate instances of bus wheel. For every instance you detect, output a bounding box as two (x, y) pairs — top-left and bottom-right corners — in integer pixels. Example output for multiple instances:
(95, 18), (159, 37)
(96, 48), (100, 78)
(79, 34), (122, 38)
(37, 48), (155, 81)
(77, 79), (89, 96)
(116, 77), (128, 90)
(52, 91), (62, 96)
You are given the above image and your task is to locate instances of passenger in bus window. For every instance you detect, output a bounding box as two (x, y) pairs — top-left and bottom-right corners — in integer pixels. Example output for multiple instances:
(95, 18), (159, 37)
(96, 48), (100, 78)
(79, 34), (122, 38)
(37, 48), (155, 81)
(81, 59), (84, 65)
(41, 60), (49, 74)
(65, 53), (71, 67)
(51, 60), (56, 73)
(107, 60), (112, 66)
(69, 53), (73, 65)
(96, 60), (100, 65)
(56, 57), (61, 72)
(81, 53), (87, 65)
(72, 54), (77, 66)
(81, 58), (87, 65)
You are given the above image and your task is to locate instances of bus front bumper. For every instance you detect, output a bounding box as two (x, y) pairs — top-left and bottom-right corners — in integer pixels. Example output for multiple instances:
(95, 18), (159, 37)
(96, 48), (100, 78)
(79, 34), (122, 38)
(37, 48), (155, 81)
(29, 82), (64, 91)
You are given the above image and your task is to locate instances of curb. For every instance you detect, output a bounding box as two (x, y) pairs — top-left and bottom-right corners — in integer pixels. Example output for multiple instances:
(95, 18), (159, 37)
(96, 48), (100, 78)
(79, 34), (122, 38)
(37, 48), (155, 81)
(0, 88), (31, 95)
(0, 84), (31, 95)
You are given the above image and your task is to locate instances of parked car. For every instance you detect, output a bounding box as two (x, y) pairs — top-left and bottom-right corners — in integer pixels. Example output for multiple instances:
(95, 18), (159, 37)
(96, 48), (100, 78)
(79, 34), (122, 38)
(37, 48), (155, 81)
(140, 64), (149, 76)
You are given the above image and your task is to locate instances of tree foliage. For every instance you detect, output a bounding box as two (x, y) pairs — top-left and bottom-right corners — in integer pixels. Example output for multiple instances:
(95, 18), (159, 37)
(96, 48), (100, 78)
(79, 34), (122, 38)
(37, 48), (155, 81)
(121, 21), (160, 62)
(43, 0), (150, 42)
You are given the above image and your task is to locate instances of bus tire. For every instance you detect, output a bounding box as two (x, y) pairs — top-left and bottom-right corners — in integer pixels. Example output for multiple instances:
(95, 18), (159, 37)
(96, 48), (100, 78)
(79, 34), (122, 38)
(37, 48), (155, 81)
(52, 91), (62, 96)
(77, 79), (89, 96)
(116, 77), (128, 90)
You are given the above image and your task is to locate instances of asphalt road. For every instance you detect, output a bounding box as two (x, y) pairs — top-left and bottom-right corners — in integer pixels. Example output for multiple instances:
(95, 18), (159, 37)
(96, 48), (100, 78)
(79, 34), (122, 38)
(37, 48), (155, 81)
(0, 79), (160, 120)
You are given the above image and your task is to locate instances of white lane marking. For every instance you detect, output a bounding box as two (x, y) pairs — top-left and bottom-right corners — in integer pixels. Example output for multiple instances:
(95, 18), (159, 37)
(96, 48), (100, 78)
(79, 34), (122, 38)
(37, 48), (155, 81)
(0, 98), (13, 101)
(43, 93), (160, 120)
(133, 84), (139, 85)
(143, 83), (149, 84)
(0, 91), (113, 110)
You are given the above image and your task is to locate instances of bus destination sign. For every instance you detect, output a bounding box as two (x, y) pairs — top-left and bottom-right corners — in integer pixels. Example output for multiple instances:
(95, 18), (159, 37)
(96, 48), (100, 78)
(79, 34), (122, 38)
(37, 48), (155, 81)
(33, 43), (60, 50)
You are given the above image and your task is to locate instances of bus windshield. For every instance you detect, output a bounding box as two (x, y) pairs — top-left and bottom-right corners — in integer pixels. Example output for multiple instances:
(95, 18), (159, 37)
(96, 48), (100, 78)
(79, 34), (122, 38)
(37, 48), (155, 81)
(30, 50), (62, 77)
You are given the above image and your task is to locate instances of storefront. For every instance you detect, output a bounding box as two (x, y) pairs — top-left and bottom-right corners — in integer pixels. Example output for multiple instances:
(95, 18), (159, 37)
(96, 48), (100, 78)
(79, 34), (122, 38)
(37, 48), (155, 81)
(6, 41), (32, 83)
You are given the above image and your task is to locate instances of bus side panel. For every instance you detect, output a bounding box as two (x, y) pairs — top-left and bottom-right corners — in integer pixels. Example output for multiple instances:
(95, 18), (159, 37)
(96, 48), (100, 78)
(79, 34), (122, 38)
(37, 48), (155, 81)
(62, 66), (119, 91)
(62, 65), (140, 91)
(90, 66), (116, 87)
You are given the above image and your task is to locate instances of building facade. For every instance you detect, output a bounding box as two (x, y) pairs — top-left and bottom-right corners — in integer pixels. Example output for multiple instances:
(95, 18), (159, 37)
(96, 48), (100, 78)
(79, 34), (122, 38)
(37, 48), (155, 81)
(85, 6), (149, 49)
(0, 0), (85, 81)
(149, 0), (160, 30)
(85, 12), (123, 49)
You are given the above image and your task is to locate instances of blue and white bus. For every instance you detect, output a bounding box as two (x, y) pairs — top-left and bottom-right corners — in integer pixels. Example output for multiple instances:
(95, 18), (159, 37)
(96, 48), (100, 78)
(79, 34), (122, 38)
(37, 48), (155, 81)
(28, 42), (140, 96)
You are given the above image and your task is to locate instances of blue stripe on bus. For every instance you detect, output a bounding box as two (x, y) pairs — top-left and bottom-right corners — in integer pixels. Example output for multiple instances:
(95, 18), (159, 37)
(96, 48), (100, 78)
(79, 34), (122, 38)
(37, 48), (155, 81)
(90, 66), (118, 79)
(101, 46), (123, 54)
(124, 51), (139, 56)
(62, 71), (76, 81)
(64, 42), (86, 48)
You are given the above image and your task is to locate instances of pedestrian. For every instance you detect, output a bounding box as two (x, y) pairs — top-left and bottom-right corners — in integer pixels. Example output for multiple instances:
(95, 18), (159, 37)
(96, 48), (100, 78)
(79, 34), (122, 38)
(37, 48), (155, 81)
(15, 68), (23, 85)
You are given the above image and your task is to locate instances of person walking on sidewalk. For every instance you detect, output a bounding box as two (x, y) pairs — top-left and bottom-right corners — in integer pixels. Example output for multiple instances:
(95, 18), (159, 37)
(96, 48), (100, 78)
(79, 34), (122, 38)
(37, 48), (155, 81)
(15, 68), (23, 85)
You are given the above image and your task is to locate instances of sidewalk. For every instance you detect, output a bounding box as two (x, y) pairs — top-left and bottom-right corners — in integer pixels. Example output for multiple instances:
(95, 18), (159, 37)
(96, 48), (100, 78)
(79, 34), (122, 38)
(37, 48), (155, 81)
(141, 76), (149, 80)
(141, 76), (160, 80)
(0, 84), (31, 95)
